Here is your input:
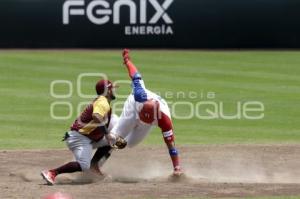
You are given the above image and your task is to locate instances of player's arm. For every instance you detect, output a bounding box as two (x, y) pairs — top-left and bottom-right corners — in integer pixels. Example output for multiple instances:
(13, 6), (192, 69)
(158, 112), (182, 175)
(93, 99), (116, 144)
(123, 48), (139, 79)
(92, 99), (110, 132)
(92, 113), (108, 134)
(122, 49), (148, 103)
(93, 98), (109, 118)
(92, 112), (105, 123)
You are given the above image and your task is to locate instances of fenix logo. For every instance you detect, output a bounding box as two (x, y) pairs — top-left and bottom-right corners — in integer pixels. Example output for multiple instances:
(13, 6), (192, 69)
(63, 0), (174, 25)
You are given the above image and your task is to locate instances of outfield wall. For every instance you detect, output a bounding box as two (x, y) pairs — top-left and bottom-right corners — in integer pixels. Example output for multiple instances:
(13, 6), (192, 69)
(1, 0), (300, 48)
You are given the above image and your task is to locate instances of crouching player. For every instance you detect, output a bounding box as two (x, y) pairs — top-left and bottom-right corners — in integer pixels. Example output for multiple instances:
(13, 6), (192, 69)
(41, 79), (125, 185)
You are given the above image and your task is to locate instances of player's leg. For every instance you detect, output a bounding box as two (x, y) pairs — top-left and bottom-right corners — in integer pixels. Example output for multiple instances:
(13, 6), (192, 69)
(108, 113), (119, 132)
(41, 131), (93, 185)
(65, 131), (93, 171)
(90, 145), (113, 175)
(125, 122), (153, 147)
(111, 95), (137, 139)
(90, 114), (119, 175)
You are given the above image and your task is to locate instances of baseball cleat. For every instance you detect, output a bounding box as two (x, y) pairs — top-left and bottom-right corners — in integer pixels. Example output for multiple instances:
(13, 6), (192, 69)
(41, 170), (56, 185)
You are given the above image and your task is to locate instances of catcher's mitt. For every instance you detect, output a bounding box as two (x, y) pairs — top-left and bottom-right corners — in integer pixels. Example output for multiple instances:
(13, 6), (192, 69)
(113, 136), (127, 149)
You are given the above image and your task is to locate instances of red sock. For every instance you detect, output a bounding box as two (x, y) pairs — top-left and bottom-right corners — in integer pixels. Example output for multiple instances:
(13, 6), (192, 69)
(125, 60), (138, 79)
(52, 161), (82, 175)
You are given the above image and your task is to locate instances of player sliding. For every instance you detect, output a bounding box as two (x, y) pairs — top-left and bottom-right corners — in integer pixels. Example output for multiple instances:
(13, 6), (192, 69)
(97, 49), (183, 176)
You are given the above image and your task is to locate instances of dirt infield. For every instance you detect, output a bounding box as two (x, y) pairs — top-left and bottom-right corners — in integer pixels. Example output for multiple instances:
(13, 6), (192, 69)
(1, 145), (300, 199)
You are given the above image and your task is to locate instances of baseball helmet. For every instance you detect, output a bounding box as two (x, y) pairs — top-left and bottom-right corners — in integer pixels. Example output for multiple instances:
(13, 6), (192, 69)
(139, 100), (160, 124)
(95, 79), (115, 95)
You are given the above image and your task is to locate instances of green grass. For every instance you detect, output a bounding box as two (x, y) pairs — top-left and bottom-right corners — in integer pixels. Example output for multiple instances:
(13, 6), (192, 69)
(0, 50), (299, 149)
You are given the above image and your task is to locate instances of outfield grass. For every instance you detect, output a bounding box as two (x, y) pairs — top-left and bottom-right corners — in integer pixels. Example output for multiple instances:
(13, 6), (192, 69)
(0, 50), (299, 149)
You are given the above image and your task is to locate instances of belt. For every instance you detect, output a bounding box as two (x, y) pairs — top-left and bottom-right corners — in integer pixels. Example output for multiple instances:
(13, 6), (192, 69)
(62, 132), (70, 141)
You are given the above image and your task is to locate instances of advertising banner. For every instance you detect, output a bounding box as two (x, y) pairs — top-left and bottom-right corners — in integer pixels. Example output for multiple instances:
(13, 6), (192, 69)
(0, 0), (299, 48)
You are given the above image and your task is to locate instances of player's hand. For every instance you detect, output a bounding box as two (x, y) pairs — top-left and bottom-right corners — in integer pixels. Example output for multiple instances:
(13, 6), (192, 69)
(173, 167), (183, 177)
(105, 133), (116, 146)
(168, 167), (186, 182)
(122, 48), (130, 64)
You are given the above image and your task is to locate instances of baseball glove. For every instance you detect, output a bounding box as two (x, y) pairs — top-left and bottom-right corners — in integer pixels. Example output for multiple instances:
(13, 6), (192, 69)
(113, 136), (127, 149)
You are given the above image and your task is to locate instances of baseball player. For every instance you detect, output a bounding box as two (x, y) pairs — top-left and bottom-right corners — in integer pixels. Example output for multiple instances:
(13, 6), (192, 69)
(93, 49), (183, 176)
(41, 79), (125, 185)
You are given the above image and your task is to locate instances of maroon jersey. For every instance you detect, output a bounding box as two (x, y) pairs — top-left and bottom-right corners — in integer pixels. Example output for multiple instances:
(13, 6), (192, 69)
(71, 96), (111, 142)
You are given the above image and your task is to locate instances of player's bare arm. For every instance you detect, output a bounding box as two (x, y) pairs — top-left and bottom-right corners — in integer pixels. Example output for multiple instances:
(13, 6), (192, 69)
(92, 113), (115, 145)
(92, 113), (105, 123)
